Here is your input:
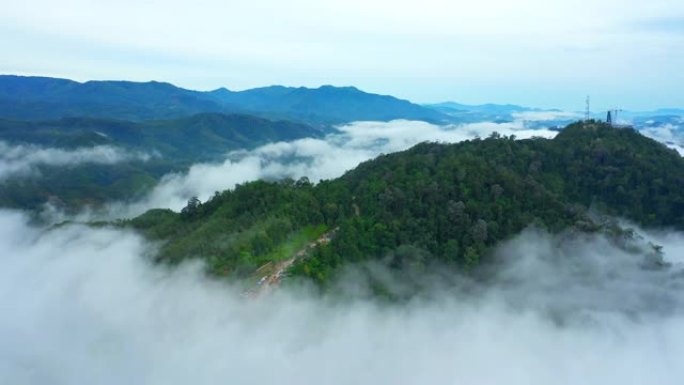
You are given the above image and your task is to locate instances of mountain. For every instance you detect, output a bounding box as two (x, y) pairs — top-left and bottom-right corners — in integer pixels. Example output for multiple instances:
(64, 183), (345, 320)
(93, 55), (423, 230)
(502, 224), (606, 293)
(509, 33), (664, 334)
(0, 75), (449, 125)
(210, 85), (448, 124)
(129, 121), (682, 289)
(650, 108), (684, 116)
(423, 101), (564, 125)
(0, 113), (322, 210)
(0, 75), (233, 121)
(425, 101), (532, 115)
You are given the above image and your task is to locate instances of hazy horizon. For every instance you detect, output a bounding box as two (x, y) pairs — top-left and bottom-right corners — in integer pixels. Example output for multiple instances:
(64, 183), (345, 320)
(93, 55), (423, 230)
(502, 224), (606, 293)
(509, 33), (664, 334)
(2, 2), (684, 383)
(2, 0), (683, 110)
(3, 72), (683, 114)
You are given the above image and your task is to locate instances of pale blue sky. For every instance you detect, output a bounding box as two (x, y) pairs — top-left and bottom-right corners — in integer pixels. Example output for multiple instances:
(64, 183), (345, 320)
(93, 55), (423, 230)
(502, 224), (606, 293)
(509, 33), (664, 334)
(1, 0), (682, 111)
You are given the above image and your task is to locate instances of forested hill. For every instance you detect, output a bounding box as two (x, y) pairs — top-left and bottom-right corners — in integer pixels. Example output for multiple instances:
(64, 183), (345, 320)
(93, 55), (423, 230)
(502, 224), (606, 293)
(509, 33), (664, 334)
(0, 113), (322, 210)
(129, 121), (684, 287)
(0, 113), (321, 161)
(0, 75), (448, 125)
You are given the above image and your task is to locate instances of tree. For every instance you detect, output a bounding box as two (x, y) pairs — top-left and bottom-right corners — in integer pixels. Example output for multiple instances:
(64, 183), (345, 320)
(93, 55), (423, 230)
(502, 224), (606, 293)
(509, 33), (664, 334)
(471, 219), (488, 243)
(295, 176), (312, 188)
(464, 246), (479, 268)
(180, 196), (201, 218)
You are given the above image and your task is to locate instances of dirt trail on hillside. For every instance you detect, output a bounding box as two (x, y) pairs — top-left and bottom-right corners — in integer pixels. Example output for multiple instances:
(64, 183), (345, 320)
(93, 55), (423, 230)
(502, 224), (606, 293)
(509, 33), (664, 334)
(244, 228), (337, 298)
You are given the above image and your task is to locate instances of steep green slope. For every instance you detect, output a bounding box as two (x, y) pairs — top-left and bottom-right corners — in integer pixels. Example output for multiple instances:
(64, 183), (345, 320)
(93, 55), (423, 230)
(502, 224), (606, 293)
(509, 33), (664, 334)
(129, 179), (326, 277)
(129, 121), (683, 286)
(0, 113), (322, 161)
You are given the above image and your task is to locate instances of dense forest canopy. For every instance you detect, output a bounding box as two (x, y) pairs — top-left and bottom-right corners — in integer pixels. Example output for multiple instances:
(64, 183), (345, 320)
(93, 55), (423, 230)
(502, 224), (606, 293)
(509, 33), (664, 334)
(128, 121), (684, 288)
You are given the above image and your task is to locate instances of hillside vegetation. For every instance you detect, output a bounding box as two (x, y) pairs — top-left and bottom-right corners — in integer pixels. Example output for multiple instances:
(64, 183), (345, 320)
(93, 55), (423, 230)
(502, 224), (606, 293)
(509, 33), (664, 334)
(128, 121), (684, 287)
(0, 113), (321, 210)
(0, 113), (321, 161)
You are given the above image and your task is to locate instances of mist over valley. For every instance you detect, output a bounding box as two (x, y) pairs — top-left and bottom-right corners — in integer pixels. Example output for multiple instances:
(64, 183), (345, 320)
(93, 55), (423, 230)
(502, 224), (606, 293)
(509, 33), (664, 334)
(2, 0), (684, 382)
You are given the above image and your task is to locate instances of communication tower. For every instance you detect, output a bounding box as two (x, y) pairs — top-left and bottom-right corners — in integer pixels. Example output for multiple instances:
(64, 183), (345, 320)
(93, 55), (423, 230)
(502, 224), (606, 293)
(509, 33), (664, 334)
(585, 95), (591, 121)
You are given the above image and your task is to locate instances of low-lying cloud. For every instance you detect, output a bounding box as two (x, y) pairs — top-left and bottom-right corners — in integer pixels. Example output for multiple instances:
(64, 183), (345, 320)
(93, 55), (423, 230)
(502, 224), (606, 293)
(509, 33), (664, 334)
(1, 210), (684, 384)
(511, 110), (582, 122)
(638, 123), (684, 155)
(112, 120), (558, 217)
(485, 228), (683, 318)
(0, 141), (152, 182)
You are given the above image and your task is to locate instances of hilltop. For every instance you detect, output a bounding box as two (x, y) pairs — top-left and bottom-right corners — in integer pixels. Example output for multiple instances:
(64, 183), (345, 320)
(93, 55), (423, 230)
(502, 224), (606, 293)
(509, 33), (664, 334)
(128, 121), (683, 290)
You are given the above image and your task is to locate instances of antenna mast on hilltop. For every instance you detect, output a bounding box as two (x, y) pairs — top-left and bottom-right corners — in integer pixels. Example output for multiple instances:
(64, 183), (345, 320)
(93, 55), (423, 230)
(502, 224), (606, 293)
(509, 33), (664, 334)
(585, 95), (591, 121)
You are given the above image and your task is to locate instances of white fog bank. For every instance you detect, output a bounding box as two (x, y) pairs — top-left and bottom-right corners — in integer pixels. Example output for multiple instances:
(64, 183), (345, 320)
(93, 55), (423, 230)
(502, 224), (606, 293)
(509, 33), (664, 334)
(0, 141), (152, 182)
(1, 210), (684, 384)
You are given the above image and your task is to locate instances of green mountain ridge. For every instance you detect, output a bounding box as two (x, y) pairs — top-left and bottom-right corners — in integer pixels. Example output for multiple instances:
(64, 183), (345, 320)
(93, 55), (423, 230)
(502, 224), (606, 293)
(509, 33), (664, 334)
(127, 121), (683, 290)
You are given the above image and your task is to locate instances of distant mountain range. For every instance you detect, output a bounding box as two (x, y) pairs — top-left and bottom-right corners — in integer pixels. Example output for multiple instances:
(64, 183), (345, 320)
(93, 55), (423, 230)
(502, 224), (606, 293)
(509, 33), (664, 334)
(0, 75), (449, 125)
(1, 74), (681, 212)
(423, 101), (578, 129)
(425, 101), (534, 115)
(426, 102), (684, 122)
(3, 74), (679, 128)
(210, 85), (448, 124)
(641, 108), (684, 116)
